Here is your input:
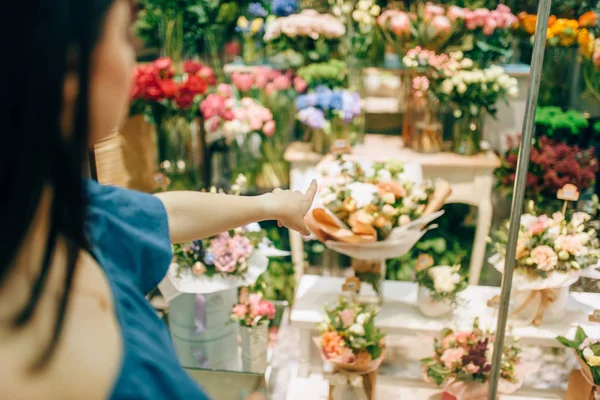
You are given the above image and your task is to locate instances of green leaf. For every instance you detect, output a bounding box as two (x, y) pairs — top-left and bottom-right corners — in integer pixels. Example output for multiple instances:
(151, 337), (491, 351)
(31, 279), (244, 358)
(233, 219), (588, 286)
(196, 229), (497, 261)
(575, 326), (588, 344)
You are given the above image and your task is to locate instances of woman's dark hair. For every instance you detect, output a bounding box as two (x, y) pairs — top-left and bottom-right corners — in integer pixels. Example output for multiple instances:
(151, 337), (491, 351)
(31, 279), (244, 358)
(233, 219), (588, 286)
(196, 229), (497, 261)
(1, 1), (117, 369)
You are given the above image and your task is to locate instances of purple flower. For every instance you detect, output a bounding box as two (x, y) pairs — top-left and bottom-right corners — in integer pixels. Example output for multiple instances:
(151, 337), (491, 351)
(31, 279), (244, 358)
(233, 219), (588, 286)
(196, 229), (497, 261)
(214, 247), (239, 273)
(248, 2), (268, 17)
(203, 252), (215, 266)
(298, 107), (326, 129)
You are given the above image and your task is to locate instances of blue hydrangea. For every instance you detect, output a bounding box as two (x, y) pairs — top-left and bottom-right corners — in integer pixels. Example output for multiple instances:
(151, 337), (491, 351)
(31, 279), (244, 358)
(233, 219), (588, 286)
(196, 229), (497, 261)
(272, 0), (297, 16)
(295, 94), (310, 111)
(248, 2), (268, 17)
(330, 92), (344, 110)
(203, 252), (215, 266)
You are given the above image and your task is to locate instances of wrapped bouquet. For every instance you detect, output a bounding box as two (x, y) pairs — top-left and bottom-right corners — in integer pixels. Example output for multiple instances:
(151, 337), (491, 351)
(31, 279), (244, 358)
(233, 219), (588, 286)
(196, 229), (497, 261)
(558, 326), (600, 400)
(306, 157), (451, 301)
(421, 319), (528, 400)
(415, 255), (467, 317)
(316, 296), (385, 400)
(491, 209), (600, 325)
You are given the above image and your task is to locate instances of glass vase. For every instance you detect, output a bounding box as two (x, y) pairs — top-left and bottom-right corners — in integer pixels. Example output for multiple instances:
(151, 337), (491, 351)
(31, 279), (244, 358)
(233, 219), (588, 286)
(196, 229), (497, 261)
(156, 115), (203, 191)
(230, 132), (264, 192)
(161, 11), (184, 65)
(242, 33), (262, 66)
(539, 46), (579, 109)
(240, 323), (269, 373)
(452, 111), (484, 156)
(351, 259), (385, 304)
(203, 27), (225, 83)
(309, 117), (351, 155)
(412, 95), (443, 154)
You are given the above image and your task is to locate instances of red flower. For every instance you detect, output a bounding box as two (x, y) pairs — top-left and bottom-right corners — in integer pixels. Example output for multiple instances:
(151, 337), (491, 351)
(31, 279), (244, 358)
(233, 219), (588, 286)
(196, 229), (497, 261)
(198, 66), (216, 85)
(158, 79), (178, 98)
(154, 57), (172, 71)
(175, 87), (195, 109)
(146, 82), (163, 101)
(185, 75), (208, 95)
(225, 41), (241, 56)
(183, 60), (203, 75)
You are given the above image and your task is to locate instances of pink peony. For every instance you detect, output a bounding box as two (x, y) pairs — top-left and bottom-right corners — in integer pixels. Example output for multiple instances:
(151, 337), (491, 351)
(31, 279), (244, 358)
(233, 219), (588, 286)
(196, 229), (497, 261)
(441, 347), (466, 368)
(483, 17), (497, 35)
(431, 15), (452, 35)
(258, 300), (276, 320)
(340, 309), (355, 328)
(232, 304), (248, 318)
(530, 245), (558, 272)
(425, 3), (445, 21)
(263, 120), (276, 137)
(232, 73), (255, 92)
(273, 75), (292, 90)
(294, 76), (307, 93)
(231, 234), (253, 259)
(217, 83), (233, 97)
(213, 246), (239, 273)
(390, 12), (411, 36)
(555, 235), (584, 256)
(210, 232), (231, 250)
(447, 5), (466, 21)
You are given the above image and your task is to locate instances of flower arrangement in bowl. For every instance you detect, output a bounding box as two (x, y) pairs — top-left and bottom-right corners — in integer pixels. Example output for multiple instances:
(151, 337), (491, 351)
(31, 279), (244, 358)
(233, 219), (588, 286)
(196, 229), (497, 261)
(415, 255), (467, 317)
(306, 157), (451, 302)
(558, 326), (600, 396)
(491, 208), (600, 325)
(231, 291), (276, 373)
(264, 9), (345, 67)
(316, 296), (385, 399)
(421, 318), (527, 400)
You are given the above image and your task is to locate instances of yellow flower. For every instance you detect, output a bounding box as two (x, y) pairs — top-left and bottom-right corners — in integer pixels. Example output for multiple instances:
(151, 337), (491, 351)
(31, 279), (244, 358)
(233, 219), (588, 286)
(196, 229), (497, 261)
(237, 16), (249, 29)
(250, 18), (264, 35)
(579, 29), (593, 58)
(519, 13), (537, 35)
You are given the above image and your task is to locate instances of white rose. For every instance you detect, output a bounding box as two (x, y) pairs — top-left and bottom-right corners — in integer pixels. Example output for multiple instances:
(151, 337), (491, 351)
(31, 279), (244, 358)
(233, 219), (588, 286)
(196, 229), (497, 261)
(356, 313), (369, 325)
(461, 58), (474, 69)
(382, 192), (396, 204)
(382, 204), (396, 216)
(441, 79), (454, 94)
(370, 5), (381, 16)
(377, 168), (392, 182)
(347, 182), (379, 208)
(498, 74), (510, 87)
(508, 86), (519, 98)
(349, 323), (365, 336)
(457, 83), (467, 94)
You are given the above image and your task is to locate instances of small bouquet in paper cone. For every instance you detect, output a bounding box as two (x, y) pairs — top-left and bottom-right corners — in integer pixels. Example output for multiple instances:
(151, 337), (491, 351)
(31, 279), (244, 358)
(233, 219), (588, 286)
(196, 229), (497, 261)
(558, 326), (600, 400)
(421, 319), (530, 400)
(315, 296), (386, 400)
(306, 158), (451, 301)
(490, 208), (600, 325)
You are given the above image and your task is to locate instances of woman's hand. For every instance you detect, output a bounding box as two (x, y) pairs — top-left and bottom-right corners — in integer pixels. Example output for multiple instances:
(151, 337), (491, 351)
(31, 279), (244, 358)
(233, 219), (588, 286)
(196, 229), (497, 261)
(261, 180), (318, 235)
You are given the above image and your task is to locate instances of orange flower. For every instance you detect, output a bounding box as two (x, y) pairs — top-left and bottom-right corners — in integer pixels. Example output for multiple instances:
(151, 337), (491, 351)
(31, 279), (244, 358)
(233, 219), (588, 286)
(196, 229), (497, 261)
(579, 28), (594, 57)
(520, 13), (537, 35)
(355, 351), (373, 367)
(578, 11), (598, 28)
(322, 331), (345, 358)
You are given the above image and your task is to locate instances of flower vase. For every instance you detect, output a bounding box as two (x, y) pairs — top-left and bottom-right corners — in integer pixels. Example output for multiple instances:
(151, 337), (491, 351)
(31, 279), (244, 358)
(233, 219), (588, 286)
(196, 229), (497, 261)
(539, 46), (579, 109)
(351, 259), (386, 304)
(242, 33), (262, 66)
(309, 117), (350, 155)
(230, 132), (263, 191)
(203, 28), (225, 83)
(412, 95), (443, 154)
(161, 11), (184, 65)
(401, 72), (416, 148)
(156, 115), (204, 190)
(452, 111), (484, 156)
(416, 285), (453, 318)
(240, 323), (269, 373)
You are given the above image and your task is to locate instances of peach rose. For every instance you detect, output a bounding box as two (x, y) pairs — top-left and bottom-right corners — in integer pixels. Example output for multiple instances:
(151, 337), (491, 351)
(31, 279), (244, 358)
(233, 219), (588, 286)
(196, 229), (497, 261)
(530, 245), (558, 272)
(441, 347), (466, 368)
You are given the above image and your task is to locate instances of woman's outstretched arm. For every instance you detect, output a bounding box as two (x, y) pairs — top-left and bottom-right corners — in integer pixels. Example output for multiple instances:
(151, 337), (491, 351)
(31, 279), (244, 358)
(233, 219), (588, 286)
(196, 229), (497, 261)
(155, 181), (317, 244)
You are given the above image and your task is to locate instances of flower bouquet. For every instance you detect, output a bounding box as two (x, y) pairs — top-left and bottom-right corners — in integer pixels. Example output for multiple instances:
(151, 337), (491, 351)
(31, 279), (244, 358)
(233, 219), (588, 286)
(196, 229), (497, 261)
(421, 318), (528, 400)
(264, 9), (345, 68)
(558, 326), (600, 400)
(316, 296), (385, 400)
(491, 210), (600, 325)
(306, 157), (451, 302)
(231, 291), (276, 373)
(415, 255), (467, 317)
(236, 2), (269, 65)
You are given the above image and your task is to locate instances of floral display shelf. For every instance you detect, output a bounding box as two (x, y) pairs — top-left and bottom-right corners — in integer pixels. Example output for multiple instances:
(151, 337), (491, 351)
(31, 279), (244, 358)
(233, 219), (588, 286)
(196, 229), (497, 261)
(290, 275), (598, 376)
(284, 134), (500, 287)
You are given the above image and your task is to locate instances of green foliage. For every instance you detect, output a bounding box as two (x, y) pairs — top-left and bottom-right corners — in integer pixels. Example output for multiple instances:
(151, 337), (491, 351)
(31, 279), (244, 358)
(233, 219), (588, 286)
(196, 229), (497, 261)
(535, 106), (592, 143)
(297, 59), (348, 90)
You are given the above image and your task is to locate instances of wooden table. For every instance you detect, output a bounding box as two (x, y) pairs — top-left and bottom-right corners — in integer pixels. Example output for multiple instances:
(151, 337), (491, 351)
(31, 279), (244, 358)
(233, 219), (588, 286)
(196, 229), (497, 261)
(284, 134), (501, 285)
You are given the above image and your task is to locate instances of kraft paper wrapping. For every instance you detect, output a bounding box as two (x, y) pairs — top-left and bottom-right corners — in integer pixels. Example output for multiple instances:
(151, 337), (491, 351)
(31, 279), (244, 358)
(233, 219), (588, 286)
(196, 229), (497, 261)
(119, 114), (158, 193)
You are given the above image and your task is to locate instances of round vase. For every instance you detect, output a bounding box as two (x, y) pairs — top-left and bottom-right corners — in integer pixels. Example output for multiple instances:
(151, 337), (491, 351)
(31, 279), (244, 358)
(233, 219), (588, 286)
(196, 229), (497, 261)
(452, 111), (484, 156)
(417, 285), (453, 318)
(240, 323), (269, 373)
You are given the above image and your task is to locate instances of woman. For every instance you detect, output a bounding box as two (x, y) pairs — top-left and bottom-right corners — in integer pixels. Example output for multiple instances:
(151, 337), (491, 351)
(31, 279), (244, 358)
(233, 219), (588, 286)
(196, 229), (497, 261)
(1, 1), (315, 399)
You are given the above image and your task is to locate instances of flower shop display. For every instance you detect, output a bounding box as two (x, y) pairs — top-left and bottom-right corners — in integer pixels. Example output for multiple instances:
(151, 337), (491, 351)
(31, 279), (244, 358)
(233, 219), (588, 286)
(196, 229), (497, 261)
(158, 218), (288, 370)
(236, 3), (268, 65)
(316, 296), (385, 400)
(421, 318), (528, 400)
(490, 208), (600, 325)
(131, 57), (216, 190)
(496, 135), (598, 208)
(231, 291), (276, 372)
(263, 9), (346, 68)
(415, 255), (467, 318)
(295, 86), (362, 154)
(306, 158), (452, 303)
(558, 326), (600, 400)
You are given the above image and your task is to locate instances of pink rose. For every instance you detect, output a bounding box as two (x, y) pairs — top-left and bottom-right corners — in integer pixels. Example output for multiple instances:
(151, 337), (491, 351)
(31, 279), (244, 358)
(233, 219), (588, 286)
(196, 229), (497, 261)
(483, 17), (497, 35)
(390, 12), (411, 36)
(528, 215), (551, 235)
(453, 331), (473, 346)
(250, 117), (263, 131)
(265, 82), (276, 96)
(465, 362), (480, 374)
(217, 84), (233, 97)
(255, 73), (269, 89)
(263, 120), (276, 137)
(441, 347), (466, 368)
(555, 235), (584, 256)
(464, 10), (478, 29)
(340, 309), (355, 328)
(232, 73), (254, 92)
(232, 234), (253, 259)
(258, 300), (276, 320)
(294, 76), (307, 93)
(210, 232), (231, 250)
(425, 3), (445, 21)
(496, 4), (512, 14)
(530, 245), (558, 272)
(232, 304), (248, 318)
(431, 15), (452, 35)
(447, 5), (466, 21)
(233, 107), (248, 121)
(273, 75), (292, 90)
(213, 246), (239, 273)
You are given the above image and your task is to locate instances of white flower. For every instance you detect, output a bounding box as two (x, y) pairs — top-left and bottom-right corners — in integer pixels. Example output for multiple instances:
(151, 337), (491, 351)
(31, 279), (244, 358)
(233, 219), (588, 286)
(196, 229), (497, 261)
(346, 182), (379, 208)
(441, 79), (454, 94)
(430, 266), (461, 293)
(453, 108), (463, 118)
(356, 313), (369, 325)
(546, 226), (561, 240)
(452, 75), (463, 86)
(332, 6), (342, 16)
(583, 347), (595, 362)
(349, 323), (365, 336)
(370, 5), (381, 16)
(457, 83), (467, 94)
(399, 215), (411, 226)
(382, 204), (396, 216)
(498, 74), (510, 87)
(572, 212), (591, 227)
(452, 51), (464, 61)
(377, 168), (392, 181)
(520, 214), (538, 229)
(382, 192), (396, 204)
(321, 192), (338, 205)
(341, 2), (353, 13)
(508, 86), (519, 98)
(460, 58), (473, 69)
(492, 83), (500, 92)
